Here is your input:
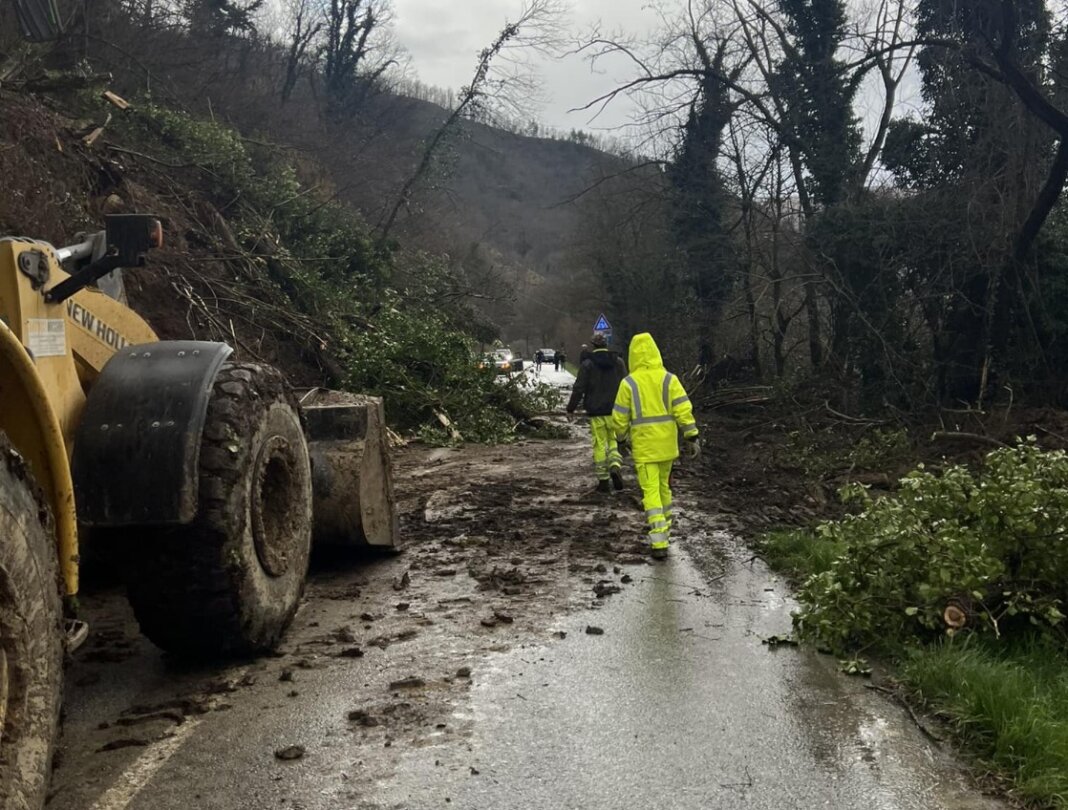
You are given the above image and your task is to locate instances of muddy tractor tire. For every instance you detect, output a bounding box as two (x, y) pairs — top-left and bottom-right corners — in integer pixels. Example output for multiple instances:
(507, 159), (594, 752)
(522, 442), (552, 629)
(0, 437), (63, 810)
(126, 362), (313, 656)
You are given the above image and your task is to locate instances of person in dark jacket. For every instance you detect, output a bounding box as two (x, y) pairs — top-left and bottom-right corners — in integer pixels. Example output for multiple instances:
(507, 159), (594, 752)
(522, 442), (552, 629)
(566, 334), (627, 492)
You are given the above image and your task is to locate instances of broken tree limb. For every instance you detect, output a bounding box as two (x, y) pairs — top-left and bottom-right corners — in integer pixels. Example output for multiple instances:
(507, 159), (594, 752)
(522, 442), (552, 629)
(864, 683), (944, 744)
(434, 409), (463, 442)
(824, 401), (887, 425)
(104, 142), (217, 175)
(102, 89), (130, 110)
(25, 71), (113, 92)
(930, 431), (1009, 449)
(81, 113), (112, 147)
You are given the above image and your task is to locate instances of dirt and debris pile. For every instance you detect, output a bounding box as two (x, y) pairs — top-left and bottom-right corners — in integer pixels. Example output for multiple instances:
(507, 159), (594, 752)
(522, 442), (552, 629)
(0, 89), (327, 385)
(0, 88), (555, 439)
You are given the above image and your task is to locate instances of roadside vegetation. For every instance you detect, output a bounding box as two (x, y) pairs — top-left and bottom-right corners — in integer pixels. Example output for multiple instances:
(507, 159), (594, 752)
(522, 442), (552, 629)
(758, 440), (1068, 806)
(112, 101), (551, 442)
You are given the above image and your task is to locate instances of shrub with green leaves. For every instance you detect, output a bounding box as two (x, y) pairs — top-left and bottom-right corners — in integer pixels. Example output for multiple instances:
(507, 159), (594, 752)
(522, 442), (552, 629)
(792, 440), (1068, 653)
(341, 300), (555, 442)
(779, 426), (910, 478)
(115, 104), (546, 441)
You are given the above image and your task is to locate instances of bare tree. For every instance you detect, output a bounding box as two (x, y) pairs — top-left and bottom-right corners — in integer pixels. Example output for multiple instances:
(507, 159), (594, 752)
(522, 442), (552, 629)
(280, 0), (322, 103)
(322, 0), (397, 114)
(377, 0), (565, 243)
(849, 0), (918, 187)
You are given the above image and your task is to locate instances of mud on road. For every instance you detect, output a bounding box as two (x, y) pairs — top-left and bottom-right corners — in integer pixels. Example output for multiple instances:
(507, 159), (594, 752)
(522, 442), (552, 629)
(47, 424), (654, 810)
(46, 417), (1005, 810)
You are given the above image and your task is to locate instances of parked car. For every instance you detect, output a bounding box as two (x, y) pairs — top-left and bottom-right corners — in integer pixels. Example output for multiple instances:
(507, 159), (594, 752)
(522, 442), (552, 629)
(479, 348), (524, 374)
(537, 348), (556, 363)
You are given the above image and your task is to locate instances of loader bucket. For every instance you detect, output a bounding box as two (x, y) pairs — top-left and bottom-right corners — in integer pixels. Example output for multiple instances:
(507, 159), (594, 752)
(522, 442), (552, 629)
(300, 391), (398, 548)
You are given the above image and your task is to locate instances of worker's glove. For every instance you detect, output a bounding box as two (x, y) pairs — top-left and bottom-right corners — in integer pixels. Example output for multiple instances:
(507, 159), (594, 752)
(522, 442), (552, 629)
(617, 435), (630, 457)
(686, 436), (702, 460)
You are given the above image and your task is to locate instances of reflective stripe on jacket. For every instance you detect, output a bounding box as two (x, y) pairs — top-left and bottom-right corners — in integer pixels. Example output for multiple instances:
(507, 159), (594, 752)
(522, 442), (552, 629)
(611, 332), (698, 463)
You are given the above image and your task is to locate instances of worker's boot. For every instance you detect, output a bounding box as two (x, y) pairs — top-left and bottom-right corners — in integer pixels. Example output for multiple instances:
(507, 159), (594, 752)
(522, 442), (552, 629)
(650, 542), (669, 560)
(610, 467), (624, 491)
(596, 479), (611, 494)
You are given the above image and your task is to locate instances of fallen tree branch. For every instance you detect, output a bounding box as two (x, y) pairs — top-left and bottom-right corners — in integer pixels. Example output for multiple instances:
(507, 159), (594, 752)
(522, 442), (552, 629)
(104, 142), (217, 175)
(930, 431), (1009, 449)
(864, 683), (944, 744)
(825, 401), (887, 425)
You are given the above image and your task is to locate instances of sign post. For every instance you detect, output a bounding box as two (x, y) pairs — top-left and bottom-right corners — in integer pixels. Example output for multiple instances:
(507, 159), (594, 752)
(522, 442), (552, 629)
(593, 313), (613, 346)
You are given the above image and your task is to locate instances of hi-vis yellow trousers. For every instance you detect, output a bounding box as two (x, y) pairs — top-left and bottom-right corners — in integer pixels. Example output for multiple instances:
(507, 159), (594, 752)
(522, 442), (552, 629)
(636, 460), (673, 550)
(590, 416), (622, 481)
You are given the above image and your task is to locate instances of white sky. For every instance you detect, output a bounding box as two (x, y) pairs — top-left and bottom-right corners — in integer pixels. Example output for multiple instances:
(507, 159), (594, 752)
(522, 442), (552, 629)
(391, 0), (654, 134)
(390, 0), (926, 151)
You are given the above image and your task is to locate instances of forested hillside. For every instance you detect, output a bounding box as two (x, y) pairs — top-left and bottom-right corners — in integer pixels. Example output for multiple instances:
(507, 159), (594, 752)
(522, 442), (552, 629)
(8, 0), (1068, 414)
(12, 2), (1068, 805)
(0, 0), (620, 437)
(569, 0), (1068, 412)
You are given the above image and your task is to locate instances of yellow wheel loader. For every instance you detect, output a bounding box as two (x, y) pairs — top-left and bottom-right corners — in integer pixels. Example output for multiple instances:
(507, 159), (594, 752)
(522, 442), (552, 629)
(0, 215), (397, 807)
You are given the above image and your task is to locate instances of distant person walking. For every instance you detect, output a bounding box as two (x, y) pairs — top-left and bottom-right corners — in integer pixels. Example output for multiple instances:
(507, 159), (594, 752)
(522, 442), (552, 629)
(612, 332), (700, 559)
(553, 350), (561, 372)
(558, 349), (567, 371)
(535, 349), (544, 372)
(567, 334), (627, 493)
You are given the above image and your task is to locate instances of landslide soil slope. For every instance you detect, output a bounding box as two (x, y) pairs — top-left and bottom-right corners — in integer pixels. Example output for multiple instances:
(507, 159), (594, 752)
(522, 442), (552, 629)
(1, 88), (335, 386)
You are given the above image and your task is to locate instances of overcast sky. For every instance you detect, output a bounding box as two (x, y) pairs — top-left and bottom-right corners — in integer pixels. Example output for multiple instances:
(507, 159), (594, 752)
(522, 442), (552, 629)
(391, 0), (654, 134)
(390, 0), (926, 151)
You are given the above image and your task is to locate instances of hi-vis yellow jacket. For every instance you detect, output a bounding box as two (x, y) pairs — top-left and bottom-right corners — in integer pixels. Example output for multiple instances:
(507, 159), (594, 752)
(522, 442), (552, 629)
(612, 332), (698, 463)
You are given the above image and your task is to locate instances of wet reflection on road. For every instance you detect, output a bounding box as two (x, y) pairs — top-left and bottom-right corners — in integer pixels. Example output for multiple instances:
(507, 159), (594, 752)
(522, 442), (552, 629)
(373, 517), (1004, 810)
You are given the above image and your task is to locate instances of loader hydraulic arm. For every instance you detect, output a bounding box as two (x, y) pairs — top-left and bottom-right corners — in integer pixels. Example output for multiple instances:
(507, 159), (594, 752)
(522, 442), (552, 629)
(45, 215), (162, 304)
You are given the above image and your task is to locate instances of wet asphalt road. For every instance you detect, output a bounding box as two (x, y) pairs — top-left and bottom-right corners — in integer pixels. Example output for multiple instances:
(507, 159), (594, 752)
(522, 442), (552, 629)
(47, 390), (1006, 810)
(55, 530), (1005, 810)
(371, 523), (1005, 810)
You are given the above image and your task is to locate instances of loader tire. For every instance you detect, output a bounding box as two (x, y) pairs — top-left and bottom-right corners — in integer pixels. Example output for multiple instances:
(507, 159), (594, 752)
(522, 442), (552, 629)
(0, 436), (63, 810)
(126, 362), (313, 656)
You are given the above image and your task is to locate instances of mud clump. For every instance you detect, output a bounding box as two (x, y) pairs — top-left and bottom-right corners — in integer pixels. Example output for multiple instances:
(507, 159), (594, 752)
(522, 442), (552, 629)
(274, 745), (306, 761)
(388, 677), (426, 690)
(348, 709), (381, 727)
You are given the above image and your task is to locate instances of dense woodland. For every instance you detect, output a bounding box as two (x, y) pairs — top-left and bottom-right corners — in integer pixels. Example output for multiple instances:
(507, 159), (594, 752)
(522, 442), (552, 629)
(0, 0), (597, 439)
(5, 0), (1068, 414)
(574, 0), (1068, 412)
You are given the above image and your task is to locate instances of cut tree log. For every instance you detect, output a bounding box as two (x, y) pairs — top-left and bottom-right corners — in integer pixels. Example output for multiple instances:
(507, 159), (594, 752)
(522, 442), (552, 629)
(81, 113), (112, 146)
(433, 408), (463, 442)
(102, 90), (130, 110)
(931, 431), (1009, 449)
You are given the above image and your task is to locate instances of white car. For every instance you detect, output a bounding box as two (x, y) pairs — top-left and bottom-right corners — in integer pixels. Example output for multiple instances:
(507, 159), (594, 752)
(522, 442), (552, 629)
(480, 348), (524, 374)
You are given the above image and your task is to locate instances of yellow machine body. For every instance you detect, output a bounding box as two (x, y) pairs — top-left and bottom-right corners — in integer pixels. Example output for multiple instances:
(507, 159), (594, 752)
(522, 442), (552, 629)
(0, 239), (157, 594)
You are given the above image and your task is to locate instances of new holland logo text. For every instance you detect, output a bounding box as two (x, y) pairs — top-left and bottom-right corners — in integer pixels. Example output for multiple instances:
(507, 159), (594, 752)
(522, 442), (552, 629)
(65, 300), (128, 350)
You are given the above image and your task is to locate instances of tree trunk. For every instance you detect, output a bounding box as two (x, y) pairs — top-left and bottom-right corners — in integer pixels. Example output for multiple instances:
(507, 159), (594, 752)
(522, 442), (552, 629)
(804, 275), (822, 369)
(742, 261), (762, 378)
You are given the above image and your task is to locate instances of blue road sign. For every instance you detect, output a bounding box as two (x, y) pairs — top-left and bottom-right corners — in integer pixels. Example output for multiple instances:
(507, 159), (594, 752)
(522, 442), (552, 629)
(593, 314), (611, 332)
